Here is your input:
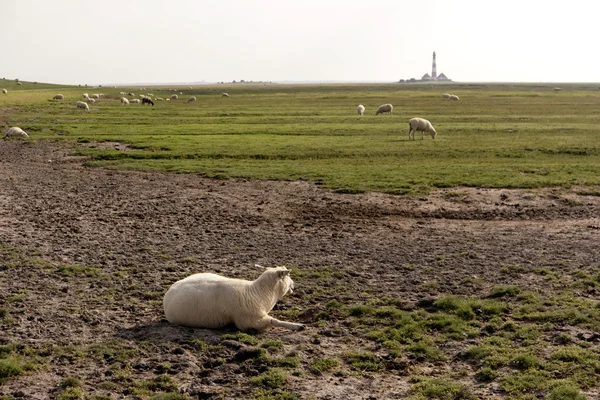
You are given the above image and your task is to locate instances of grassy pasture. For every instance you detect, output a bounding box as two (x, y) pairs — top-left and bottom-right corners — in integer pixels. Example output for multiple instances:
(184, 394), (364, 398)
(2, 80), (600, 194)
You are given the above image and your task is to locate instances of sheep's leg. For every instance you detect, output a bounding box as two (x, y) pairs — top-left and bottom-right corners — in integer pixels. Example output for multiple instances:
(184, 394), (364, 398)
(248, 316), (305, 332)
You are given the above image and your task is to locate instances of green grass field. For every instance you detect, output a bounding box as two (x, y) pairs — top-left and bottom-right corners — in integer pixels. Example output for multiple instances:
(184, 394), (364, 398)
(2, 79), (599, 194)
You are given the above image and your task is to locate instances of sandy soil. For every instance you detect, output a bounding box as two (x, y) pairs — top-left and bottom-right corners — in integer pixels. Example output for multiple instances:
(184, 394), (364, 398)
(1, 140), (599, 399)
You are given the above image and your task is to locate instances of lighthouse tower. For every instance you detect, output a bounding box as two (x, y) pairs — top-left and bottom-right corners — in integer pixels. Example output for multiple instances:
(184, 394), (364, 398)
(432, 51), (437, 80)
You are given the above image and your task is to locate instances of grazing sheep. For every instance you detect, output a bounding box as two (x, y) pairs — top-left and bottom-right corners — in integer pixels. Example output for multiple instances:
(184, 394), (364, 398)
(408, 117), (437, 140)
(87, 98), (96, 104)
(222, 93), (230, 98)
(120, 97), (130, 105)
(82, 93), (89, 99)
(1, 89), (7, 94)
(130, 98), (141, 103)
(155, 97), (164, 101)
(2, 127), (29, 139)
(357, 104), (365, 116)
(142, 97), (155, 106)
(76, 101), (90, 111)
(449, 95), (459, 100)
(442, 93), (451, 99)
(375, 103), (393, 115)
(170, 94), (178, 100)
(164, 266), (305, 332)
(91, 94), (100, 99)
(53, 94), (64, 100)
(554, 87), (563, 92)
(187, 96), (196, 103)
(16, 82), (22, 86)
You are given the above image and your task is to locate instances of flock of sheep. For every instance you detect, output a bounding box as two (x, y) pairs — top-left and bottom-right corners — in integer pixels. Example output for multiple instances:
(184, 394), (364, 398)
(2, 89), (452, 142)
(358, 101), (442, 140)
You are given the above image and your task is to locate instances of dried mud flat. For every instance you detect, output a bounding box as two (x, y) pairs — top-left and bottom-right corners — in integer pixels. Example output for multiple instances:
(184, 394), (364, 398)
(1, 140), (599, 399)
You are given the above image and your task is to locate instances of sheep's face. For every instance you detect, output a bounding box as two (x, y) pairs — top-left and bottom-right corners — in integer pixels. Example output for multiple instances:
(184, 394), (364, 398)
(271, 267), (295, 299)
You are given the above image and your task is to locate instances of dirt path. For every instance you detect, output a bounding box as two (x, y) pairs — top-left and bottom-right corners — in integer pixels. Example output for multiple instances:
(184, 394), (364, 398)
(1, 140), (599, 399)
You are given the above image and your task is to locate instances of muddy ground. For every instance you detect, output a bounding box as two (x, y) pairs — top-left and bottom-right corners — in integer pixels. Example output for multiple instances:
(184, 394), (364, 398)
(1, 140), (599, 399)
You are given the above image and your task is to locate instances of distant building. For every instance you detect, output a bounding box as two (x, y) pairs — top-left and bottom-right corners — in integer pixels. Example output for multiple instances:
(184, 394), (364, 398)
(399, 51), (451, 83)
(425, 51), (450, 81)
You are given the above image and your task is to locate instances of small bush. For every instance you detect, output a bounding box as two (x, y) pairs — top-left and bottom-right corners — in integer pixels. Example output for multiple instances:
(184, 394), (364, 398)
(546, 385), (587, 400)
(310, 358), (339, 375)
(250, 369), (288, 389)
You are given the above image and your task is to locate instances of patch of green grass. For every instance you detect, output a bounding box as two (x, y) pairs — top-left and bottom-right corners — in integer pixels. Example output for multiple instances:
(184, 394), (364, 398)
(260, 339), (284, 351)
(489, 285), (522, 298)
(57, 264), (102, 277)
(60, 376), (82, 389)
(249, 368), (288, 389)
(546, 385), (588, 400)
(222, 332), (259, 346)
(341, 351), (383, 372)
(57, 387), (84, 400)
(130, 374), (179, 396)
(408, 377), (477, 400)
(310, 358), (339, 375)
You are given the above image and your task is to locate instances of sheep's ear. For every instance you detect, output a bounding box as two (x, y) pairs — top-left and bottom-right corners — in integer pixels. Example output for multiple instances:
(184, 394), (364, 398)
(278, 269), (290, 278)
(255, 264), (266, 270)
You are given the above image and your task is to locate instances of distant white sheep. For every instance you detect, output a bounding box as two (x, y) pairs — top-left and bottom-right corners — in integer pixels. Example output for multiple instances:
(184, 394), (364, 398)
(87, 98), (96, 104)
(449, 95), (459, 100)
(1, 89), (7, 94)
(408, 117), (437, 140)
(120, 97), (130, 105)
(82, 93), (89, 99)
(91, 94), (100, 99)
(187, 96), (196, 103)
(76, 101), (90, 111)
(171, 94), (178, 100)
(375, 103), (393, 115)
(2, 127), (29, 139)
(130, 99), (141, 103)
(53, 94), (64, 100)
(442, 93), (451, 99)
(222, 93), (230, 98)
(163, 266), (305, 332)
(357, 104), (365, 116)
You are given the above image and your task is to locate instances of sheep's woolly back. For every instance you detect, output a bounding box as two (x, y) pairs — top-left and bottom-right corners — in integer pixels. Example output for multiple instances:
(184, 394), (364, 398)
(163, 266), (296, 330)
(357, 105), (365, 115)
(1, 89), (7, 94)
(187, 96), (196, 103)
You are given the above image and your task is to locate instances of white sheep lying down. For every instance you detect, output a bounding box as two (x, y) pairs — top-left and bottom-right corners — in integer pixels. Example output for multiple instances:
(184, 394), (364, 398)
(2, 127), (29, 139)
(164, 266), (305, 332)
(409, 117), (437, 140)
(357, 104), (365, 116)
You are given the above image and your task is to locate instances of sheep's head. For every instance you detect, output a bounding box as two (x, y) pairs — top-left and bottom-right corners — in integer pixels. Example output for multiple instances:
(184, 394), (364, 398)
(256, 265), (295, 299)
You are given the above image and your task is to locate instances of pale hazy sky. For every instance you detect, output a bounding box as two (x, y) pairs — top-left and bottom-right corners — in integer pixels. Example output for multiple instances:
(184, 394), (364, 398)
(1, 1), (597, 85)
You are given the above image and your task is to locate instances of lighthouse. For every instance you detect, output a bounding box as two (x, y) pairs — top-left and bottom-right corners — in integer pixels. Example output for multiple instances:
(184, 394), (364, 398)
(432, 51), (437, 80)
